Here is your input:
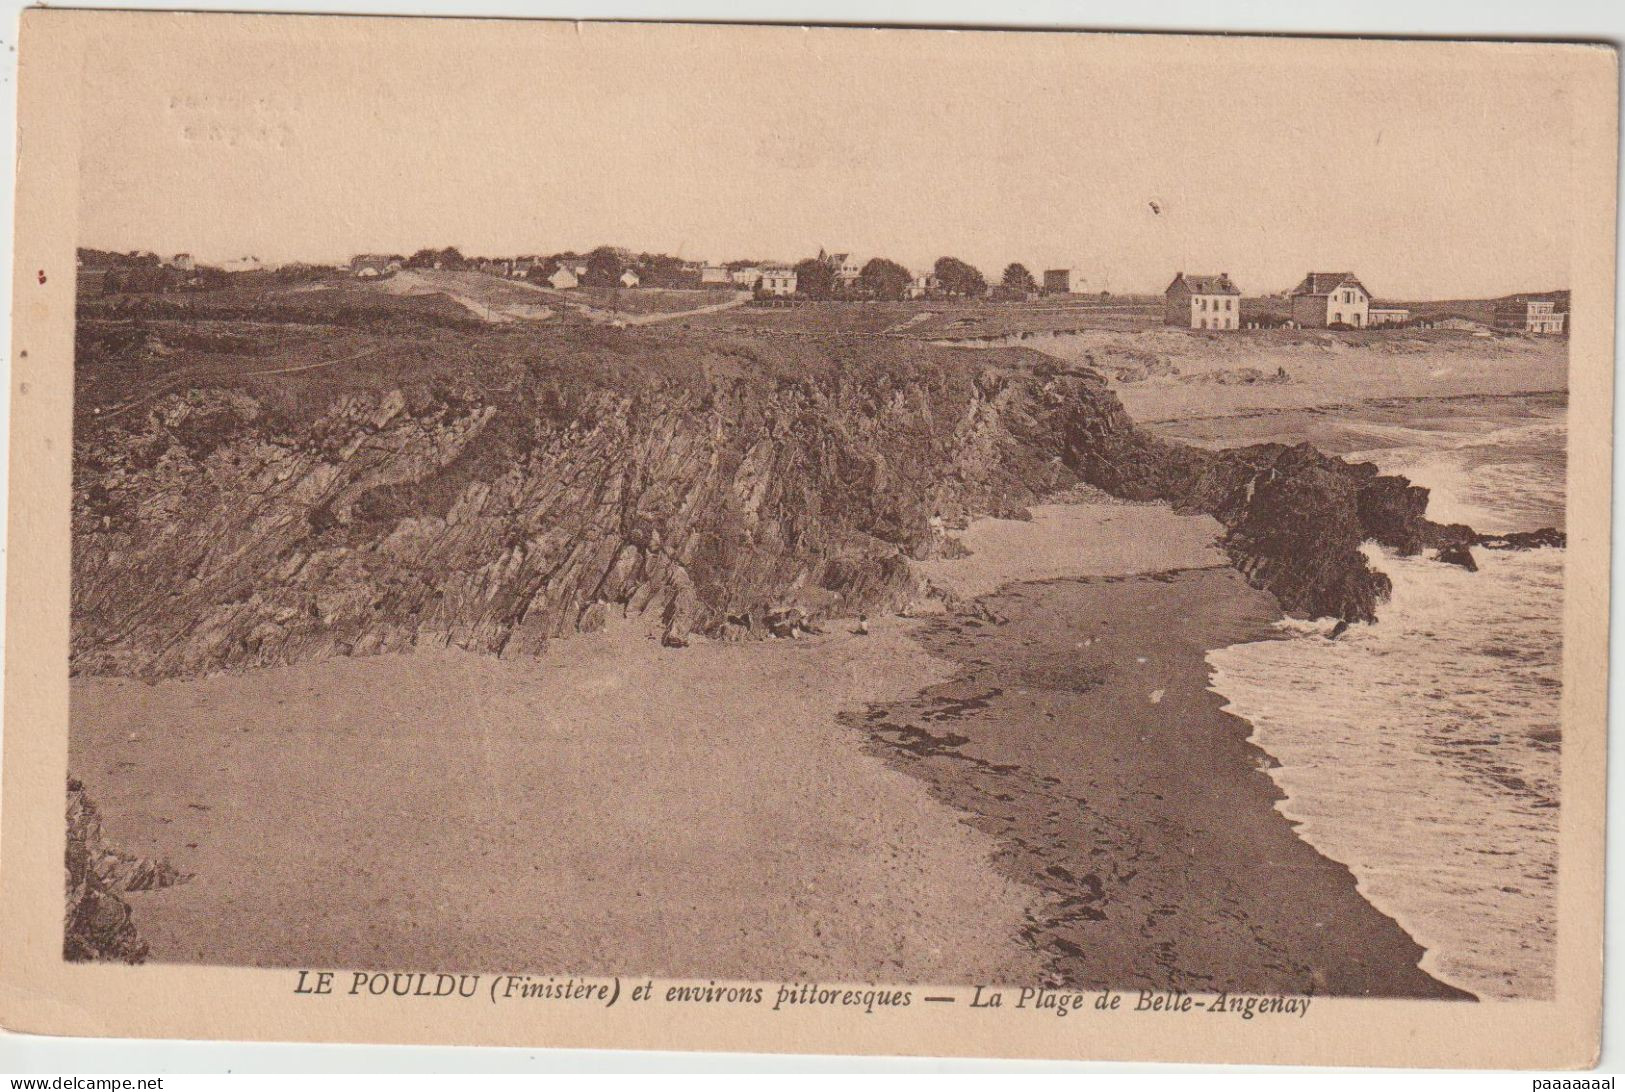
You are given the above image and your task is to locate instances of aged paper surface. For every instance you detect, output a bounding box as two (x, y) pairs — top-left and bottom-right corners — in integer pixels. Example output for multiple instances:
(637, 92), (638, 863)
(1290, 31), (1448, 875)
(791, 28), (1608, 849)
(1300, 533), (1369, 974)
(0, 10), (1615, 1066)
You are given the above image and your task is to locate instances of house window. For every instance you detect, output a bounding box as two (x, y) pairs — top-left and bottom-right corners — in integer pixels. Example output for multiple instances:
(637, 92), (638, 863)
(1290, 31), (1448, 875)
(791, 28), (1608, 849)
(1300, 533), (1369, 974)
(1226, 299), (1233, 311)
(1200, 298), (1207, 311)
(1333, 312), (1342, 323)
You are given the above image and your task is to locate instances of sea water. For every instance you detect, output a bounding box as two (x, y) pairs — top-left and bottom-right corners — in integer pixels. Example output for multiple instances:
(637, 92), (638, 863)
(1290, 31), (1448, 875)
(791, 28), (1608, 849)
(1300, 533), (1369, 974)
(1200, 394), (1565, 1000)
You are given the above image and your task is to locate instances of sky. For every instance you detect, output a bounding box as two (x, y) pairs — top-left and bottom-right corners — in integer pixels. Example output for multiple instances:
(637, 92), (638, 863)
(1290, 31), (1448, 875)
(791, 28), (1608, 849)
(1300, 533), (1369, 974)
(73, 16), (1592, 298)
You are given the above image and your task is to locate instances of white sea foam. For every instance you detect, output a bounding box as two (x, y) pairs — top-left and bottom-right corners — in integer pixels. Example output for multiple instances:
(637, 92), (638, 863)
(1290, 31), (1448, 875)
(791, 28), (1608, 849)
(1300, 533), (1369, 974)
(1206, 401), (1564, 1000)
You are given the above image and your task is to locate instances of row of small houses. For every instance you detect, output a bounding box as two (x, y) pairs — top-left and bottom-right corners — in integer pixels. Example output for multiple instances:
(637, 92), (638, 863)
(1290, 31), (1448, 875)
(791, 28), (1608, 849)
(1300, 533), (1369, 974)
(348, 252), (802, 294)
(355, 248), (1012, 300)
(1165, 271), (1568, 334)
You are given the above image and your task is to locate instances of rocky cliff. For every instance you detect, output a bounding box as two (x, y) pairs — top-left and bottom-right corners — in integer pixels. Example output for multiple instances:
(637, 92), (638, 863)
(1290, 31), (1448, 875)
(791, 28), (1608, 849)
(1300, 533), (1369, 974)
(64, 777), (188, 961)
(72, 329), (1548, 679)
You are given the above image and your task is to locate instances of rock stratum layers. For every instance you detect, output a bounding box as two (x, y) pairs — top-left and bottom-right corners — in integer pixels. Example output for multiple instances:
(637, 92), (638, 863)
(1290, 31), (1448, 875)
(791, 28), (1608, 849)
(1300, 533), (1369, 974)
(72, 331), (1545, 679)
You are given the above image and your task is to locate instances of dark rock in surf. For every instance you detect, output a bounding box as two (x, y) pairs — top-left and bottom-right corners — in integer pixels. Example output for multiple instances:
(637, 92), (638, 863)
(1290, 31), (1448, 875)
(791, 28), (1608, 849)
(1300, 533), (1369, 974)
(1477, 527), (1566, 550)
(1436, 543), (1478, 571)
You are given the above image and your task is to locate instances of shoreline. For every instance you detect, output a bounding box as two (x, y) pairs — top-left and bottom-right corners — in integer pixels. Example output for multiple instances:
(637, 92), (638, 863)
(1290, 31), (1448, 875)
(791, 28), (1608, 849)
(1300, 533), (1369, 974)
(1212, 668), (1485, 999)
(1137, 386), (1568, 427)
(850, 566), (1468, 999)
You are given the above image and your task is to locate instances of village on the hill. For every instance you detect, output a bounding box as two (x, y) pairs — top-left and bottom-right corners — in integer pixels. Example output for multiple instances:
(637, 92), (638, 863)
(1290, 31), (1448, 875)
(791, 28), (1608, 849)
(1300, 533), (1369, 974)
(74, 245), (1571, 335)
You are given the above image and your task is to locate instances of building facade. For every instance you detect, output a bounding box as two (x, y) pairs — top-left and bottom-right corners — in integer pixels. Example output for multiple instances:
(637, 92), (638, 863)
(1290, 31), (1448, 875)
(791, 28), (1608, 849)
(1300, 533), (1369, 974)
(906, 270), (938, 299)
(1367, 306), (1411, 327)
(760, 267), (797, 296)
(1043, 269), (1085, 295)
(1290, 272), (1371, 328)
(1493, 296), (1566, 334)
(820, 251), (864, 291)
(1164, 272), (1242, 330)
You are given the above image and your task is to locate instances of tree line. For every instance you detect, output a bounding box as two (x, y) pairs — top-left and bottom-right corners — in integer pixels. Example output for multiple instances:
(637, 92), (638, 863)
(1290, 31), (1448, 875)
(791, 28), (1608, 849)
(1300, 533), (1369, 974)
(398, 246), (1050, 301)
(788, 255), (1044, 301)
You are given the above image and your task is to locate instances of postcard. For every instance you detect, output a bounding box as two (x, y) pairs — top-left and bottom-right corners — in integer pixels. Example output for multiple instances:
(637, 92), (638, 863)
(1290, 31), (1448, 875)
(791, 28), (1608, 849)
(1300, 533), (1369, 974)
(0, 10), (1614, 1067)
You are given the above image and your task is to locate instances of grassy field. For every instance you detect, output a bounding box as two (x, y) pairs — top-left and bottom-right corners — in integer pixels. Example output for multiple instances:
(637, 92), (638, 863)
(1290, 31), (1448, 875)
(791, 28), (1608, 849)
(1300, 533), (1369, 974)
(686, 296), (1163, 339)
(77, 271), (1568, 434)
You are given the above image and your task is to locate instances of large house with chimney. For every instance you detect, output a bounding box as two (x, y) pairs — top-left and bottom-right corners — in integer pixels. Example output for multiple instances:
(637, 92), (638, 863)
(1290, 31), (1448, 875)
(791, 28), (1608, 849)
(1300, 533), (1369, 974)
(1290, 272), (1372, 328)
(1164, 272), (1241, 330)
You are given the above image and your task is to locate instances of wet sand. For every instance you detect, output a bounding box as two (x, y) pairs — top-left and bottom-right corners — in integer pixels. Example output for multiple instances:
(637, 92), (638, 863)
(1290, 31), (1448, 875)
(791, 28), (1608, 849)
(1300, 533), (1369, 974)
(851, 568), (1468, 998)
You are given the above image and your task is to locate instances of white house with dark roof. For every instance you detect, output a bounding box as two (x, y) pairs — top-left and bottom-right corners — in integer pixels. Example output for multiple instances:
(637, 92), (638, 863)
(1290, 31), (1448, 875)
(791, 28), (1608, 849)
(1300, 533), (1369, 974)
(1164, 272), (1242, 329)
(548, 263), (583, 290)
(760, 266), (797, 296)
(1291, 272), (1371, 328)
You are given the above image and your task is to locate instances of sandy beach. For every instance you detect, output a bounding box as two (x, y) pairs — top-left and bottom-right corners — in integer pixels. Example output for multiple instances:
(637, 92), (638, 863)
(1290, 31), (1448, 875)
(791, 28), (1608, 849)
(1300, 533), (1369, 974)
(1022, 327), (1568, 425)
(72, 618), (1043, 983)
(69, 498), (1462, 995)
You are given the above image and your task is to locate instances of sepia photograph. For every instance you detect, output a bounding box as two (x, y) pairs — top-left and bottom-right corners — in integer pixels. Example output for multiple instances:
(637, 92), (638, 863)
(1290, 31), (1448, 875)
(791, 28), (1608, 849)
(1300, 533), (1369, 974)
(1, 7), (1616, 1070)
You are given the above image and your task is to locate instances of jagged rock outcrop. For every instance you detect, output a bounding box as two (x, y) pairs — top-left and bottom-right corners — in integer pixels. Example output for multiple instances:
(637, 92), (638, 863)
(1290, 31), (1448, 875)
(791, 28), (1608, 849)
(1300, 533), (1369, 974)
(64, 778), (188, 961)
(1437, 543), (1479, 571)
(75, 340), (1091, 676)
(72, 335), (1559, 678)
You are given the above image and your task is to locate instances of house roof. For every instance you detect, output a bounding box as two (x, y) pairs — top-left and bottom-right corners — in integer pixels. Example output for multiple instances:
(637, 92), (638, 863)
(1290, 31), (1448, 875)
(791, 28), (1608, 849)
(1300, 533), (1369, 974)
(1166, 272), (1240, 296)
(1291, 272), (1367, 297)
